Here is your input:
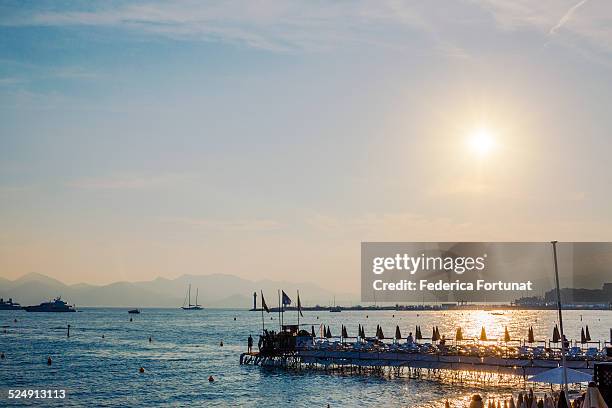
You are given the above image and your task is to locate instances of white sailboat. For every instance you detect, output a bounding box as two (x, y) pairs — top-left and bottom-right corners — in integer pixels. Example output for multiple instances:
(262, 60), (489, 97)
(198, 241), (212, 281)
(181, 284), (203, 310)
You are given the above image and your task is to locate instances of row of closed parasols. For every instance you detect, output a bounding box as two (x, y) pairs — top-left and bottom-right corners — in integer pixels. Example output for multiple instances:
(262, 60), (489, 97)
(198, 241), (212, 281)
(455, 383), (608, 408)
(312, 324), (594, 343)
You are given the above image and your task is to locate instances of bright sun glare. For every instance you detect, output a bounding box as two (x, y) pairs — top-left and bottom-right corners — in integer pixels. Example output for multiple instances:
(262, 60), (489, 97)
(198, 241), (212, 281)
(468, 128), (495, 156)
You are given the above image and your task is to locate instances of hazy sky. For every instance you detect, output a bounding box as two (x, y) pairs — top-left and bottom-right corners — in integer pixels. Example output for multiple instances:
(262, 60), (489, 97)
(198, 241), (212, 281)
(1, 1), (612, 292)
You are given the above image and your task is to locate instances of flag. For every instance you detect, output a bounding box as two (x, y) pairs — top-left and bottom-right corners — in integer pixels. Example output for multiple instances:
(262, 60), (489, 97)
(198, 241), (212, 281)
(297, 292), (303, 317)
(261, 291), (269, 313)
(281, 290), (292, 306)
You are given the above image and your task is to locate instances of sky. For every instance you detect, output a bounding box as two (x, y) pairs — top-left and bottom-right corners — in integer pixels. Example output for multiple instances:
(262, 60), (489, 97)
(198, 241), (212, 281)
(1, 0), (612, 293)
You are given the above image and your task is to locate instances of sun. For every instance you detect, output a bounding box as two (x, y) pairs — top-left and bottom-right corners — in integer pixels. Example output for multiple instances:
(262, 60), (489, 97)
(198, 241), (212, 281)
(468, 128), (495, 156)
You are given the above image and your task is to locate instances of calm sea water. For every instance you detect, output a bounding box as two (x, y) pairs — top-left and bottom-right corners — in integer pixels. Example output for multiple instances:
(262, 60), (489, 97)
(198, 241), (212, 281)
(1, 308), (611, 407)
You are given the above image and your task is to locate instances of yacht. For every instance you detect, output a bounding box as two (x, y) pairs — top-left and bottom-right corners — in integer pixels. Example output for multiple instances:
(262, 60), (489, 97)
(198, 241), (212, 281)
(0, 298), (22, 310)
(24, 297), (76, 312)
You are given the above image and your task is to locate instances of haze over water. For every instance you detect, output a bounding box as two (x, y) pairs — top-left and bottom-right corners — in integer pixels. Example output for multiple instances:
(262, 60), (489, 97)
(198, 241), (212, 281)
(1, 308), (610, 407)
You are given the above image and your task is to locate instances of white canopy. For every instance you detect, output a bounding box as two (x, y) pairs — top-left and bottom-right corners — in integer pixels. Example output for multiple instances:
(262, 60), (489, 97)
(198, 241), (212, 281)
(528, 366), (592, 384)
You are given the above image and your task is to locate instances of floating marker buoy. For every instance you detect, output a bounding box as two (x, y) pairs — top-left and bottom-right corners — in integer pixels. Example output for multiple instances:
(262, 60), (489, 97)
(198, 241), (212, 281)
(102, 334), (105, 338)
(366, 315), (368, 318)
(130, 318), (133, 322)
(208, 375), (214, 382)
(149, 336), (152, 343)
(47, 357), (52, 366)
(220, 341), (224, 347)
(233, 317), (236, 321)
(14, 319), (17, 323)
(392, 315), (395, 318)
(1, 352), (5, 359)
(139, 367), (145, 373)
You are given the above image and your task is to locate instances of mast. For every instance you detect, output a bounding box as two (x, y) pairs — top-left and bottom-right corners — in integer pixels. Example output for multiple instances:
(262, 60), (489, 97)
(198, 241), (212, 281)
(551, 241), (568, 392)
(188, 284), (191, 308)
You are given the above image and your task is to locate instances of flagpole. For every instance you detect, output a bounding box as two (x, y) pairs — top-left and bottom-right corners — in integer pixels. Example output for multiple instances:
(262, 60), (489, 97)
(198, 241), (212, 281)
(297, 290), (300, 328)
(260, 290), (264, 335)
(551, 241), (568, 393)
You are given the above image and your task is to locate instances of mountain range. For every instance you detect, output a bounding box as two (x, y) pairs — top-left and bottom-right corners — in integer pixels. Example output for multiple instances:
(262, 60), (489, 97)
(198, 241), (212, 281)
(0, 272), (357, 308)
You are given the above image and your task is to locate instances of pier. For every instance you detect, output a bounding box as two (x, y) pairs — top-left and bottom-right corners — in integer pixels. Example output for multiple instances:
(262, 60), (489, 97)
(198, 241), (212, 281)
(240, 326), (612, 382)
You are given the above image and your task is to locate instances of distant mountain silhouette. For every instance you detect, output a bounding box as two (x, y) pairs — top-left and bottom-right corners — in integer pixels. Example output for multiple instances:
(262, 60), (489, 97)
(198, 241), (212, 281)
(0, 273), (356, 308)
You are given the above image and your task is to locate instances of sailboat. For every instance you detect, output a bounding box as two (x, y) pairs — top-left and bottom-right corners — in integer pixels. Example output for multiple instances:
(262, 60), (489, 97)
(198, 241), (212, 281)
(181, 284), (203, 310)
(329, 296), (341, 312)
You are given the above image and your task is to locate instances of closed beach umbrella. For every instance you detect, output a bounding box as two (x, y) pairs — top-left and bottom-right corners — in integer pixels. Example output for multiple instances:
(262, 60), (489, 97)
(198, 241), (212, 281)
(528, 327), (535, 344)
(581, 381), (608, 407)
(509, 396), (516, 408)
(327, 326), (332, 338)
(378, 326), (385, 340)
(445, 400), (451, 408)
(552, 325), (560, 343)
(395, 325), (402, 340)
(581, 327), (586, 344)
(518, 394), (524, 407)
(342, 325), (348, 338)
(585, 325), (591, 342)
(504, 327), (511, 342)
(360, 325), (365, 338)
(456, 327), (464, 341)
(557, 390), (569, 408)
(312, 325), (316, 338)
(480, 326), (488, 341)
(416, 326), (422, 340)
(432, 327), (439, 341)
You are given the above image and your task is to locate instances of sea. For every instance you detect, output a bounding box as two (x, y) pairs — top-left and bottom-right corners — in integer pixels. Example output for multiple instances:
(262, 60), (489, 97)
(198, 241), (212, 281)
(1, 308), (611, 407)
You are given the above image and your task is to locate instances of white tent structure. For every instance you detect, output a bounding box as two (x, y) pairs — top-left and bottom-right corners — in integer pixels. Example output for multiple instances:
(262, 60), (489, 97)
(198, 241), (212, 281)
(529, 366), (592, 384)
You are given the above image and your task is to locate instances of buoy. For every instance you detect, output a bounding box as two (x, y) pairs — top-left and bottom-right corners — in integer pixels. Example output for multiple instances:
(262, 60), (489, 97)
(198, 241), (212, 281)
(139, 367), (145, 373)
(392, 315), (395, 318)
(1, 352), (5, 359)
(220, 340), (224, 347)
(233, 317), (236, 321)
(14, 319), (17, 323)
(366, 315), (368, 318)
(208, 375), (214, 382)
(102, 334), (105, 338)
(149, 336), (152, 343)
(130, 318), (133, 322)
(47, 357), (52, 366)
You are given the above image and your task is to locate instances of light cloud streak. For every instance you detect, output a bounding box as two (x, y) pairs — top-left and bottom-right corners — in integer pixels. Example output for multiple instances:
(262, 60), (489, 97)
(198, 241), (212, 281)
(549, 0), (589, 35)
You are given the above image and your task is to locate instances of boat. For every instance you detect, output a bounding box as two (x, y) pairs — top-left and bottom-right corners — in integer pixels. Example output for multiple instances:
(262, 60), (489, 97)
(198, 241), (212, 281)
(181, 284), (203, 310)
(0, 298), (22, 310)
(128, 309), (140, 314)
(329, 296), (341, 312)
(24, 297), (76, 312)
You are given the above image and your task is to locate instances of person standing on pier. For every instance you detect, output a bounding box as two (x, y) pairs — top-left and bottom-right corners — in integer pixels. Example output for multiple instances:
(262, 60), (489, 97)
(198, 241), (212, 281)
(406, 332), (414, 345)
(247, 334), (253, 353)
